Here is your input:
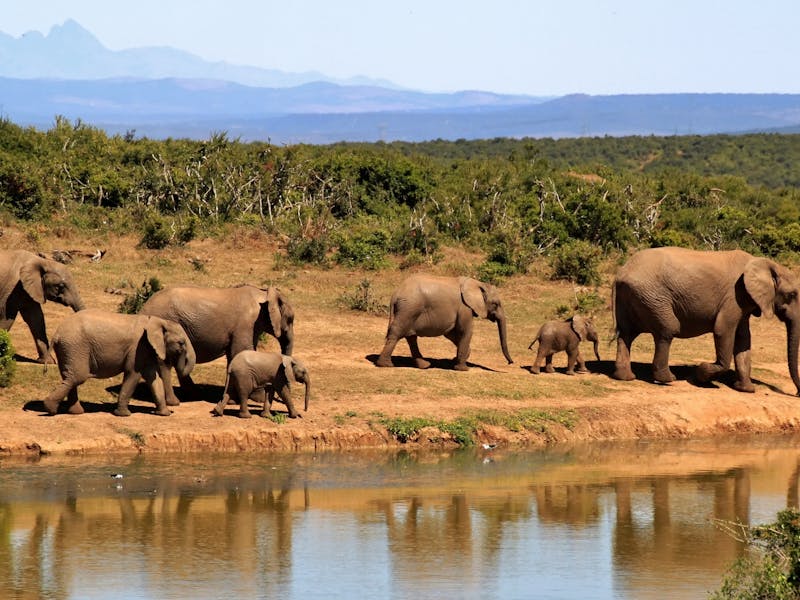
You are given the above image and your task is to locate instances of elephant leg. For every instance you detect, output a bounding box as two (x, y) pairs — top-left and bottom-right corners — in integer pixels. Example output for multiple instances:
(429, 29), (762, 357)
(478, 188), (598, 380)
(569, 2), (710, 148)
(113, 372), (142, 417)
(376, 330), (401, 368)
(566, 351), (578, 375)
(42, 380), (79, 415)
(532, 346), (547, 374)
(160, 367), (182, 407)
(613, 333), (637, 381)
(144, 368), (170, 417)
(446, 327), (471, 371)
(406, 336), (430, 369)
(65, 387), (84, 414)
(236, 385), (253, 419)
(19, 303), (53, 364)
(544, 354), (555, 374)
(278, 384), (300, 418)
(254, 388), (272, 418)
(732, 319), (755, 393)
(697, 329), (734, 384)
(651, 335), (676, 383)
(575, 350), (588, 373)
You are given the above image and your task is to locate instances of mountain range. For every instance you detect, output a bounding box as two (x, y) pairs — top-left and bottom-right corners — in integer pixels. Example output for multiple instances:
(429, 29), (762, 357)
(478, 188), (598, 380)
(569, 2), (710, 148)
(1, 20), (800, 143)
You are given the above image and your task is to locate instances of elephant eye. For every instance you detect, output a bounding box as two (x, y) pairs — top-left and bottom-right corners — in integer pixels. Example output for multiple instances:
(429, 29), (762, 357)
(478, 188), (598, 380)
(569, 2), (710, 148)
(788, 291), (798, 302)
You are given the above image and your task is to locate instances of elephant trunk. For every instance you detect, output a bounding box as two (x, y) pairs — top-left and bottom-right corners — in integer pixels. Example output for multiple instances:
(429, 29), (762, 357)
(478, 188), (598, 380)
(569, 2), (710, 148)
(302, 375), (310, 412)
(70, 294), (86, 312)
(497, 314), (513, 365)
(176, 344), (196, 379)
(787, 320), (800, 396)
(592, 340), (601, 362)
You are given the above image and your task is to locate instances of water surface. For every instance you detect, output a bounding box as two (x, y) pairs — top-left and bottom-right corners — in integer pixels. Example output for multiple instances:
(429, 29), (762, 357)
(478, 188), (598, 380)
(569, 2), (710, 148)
(2, 436), (800, 599)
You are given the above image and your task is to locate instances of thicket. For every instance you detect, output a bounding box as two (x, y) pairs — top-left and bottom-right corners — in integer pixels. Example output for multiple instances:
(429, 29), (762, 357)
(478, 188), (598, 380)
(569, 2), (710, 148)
(2, 116), (800, 283)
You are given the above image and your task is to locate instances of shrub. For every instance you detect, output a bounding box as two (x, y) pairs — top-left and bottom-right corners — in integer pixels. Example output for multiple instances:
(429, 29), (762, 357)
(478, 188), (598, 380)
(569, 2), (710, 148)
(335, 228), (390, 270)
(549, 239), (603, 285)
(139, 215), (197, 249)
(339, 279), (385, 315)
(284, 235), (331, 266)
(0, 329), (16, 387)
(118, 277), (163, 314)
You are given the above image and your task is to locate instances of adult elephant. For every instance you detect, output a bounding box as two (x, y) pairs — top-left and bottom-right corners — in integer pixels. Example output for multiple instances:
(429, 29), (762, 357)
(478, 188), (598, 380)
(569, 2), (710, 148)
(612, 246), (800, 395)
(376, 275), (513, 370)
(140, 285), (294, 405)
(0, 249), (85, 363)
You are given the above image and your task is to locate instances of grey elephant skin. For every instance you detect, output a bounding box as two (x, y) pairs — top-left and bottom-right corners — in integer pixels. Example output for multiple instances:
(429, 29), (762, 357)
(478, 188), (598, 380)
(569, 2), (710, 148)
(376, 275), (513, 370)
(612, 246), (800, 394)
(214, 351), (310, 419)
(40, 309), (196, 417)
(0, 249), (85, 363)
(140, 285), (294, 405)
(528, 315), (600, 375)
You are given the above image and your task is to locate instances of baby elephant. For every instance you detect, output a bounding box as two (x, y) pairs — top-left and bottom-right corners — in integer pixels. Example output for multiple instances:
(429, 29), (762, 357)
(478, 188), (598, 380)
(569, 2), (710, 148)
(40, 310), (196, 417)
(214, 351), (310, 419)
(528, 315), (600, 375)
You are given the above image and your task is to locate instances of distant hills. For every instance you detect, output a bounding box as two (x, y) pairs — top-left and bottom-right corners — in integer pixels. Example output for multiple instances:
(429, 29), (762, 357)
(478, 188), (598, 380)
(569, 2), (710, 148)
(1, 20), (800, 143)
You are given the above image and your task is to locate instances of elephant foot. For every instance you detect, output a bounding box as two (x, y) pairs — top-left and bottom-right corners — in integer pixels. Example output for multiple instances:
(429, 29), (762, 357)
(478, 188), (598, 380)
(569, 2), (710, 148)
(530, 366), (540, 375)
(37, 355), (56, 366)
(414, 358), (431, 369)
(612, 366), (636, 381)
(544, 365), (555, 374)
(154, 407), (172, 417)
(113, 407), (132, 417)
(66, 402), (84, 415)
(566, 370), (576, 376)
(212, 404), (226, 417)
(42, 398), (60, 416)
(695, 362), (721, 383)
(375, 356), (394, 368)
(238, 410), (253, 419)
(453, 362), (469, 372)
(653, 368), (676, 384)
(733, 380), (756, 393)
(576, 367), (589, 374)
(165, 395), (181, 407)
(289, 412), (302, 419)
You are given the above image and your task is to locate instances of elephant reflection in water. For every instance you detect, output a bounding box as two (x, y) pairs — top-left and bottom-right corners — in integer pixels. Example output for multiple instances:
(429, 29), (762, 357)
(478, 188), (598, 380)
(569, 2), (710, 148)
(611, 469), (750, 588)
(372, 492), (532, 592)
(533, 484), (601, 525)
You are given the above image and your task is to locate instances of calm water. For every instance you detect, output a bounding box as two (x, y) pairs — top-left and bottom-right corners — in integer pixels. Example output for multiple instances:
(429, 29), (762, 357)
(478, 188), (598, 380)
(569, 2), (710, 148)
(2, 436), (800, 599)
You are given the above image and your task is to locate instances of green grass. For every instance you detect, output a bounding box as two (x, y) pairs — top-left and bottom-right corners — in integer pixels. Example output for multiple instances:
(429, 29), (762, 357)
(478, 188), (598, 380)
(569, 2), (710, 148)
(380, 407), (580, 447)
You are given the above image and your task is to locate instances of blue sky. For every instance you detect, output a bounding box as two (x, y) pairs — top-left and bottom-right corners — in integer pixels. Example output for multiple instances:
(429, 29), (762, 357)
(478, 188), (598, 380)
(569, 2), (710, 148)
(4, 0), (799, 95)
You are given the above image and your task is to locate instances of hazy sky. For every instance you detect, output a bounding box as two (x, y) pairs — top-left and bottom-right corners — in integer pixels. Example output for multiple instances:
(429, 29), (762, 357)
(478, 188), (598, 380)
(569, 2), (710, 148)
(4, 0), (799, 95)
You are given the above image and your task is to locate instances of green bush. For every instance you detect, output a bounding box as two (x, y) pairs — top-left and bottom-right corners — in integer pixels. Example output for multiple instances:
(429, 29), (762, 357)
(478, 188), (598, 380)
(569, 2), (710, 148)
(284, 235), (331, 266)
(0, 329), (16, 387)
(335, 228), (390, 270)
(118, 277), (163, 314)
(339, 279), (385, 315)
(549, 239), (603, 285)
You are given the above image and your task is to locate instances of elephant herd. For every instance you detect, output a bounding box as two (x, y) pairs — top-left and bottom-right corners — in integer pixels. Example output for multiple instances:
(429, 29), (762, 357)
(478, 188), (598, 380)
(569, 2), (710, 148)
(3, 244), (799, 419)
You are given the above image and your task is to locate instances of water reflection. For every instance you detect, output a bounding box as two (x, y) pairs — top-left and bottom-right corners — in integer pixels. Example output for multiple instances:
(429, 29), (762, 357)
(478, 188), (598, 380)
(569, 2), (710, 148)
(1, 437), (799, 599)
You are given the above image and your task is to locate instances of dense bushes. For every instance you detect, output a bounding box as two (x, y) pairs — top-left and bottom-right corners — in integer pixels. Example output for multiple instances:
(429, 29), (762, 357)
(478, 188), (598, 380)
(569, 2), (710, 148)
(2, 116), (800, 283)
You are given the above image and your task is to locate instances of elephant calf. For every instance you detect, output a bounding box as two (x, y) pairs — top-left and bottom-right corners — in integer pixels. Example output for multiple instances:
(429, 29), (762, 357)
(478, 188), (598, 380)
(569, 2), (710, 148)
(528, 315), (600, 375)
(214, 351), (310, 419)
(40, 310), (196, 417)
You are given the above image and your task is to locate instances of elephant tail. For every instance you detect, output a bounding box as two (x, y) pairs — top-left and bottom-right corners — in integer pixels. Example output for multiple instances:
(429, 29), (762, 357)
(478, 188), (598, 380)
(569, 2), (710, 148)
(609, 282), (619, 342)
(527, 335), (539, 351)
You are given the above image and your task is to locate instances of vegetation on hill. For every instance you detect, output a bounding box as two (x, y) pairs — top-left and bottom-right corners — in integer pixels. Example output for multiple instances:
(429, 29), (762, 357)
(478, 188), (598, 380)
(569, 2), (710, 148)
(1, 116), (800, 284)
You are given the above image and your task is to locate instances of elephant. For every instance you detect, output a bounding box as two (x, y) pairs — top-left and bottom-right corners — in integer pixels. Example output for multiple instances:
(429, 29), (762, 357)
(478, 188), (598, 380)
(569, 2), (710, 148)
(139, 285), (294, 405)
(611, 246), (800, 394)
(40, 309), (196, 417)
(213, 351), (310, 419)
(376, 275), (513, 370)
(528, 315), (601, 375)
(0, 249), (85, 363)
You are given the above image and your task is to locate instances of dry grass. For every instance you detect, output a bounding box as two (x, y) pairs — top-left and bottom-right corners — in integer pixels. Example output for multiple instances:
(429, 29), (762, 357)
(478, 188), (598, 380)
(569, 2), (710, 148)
(1, 224), (797, 443)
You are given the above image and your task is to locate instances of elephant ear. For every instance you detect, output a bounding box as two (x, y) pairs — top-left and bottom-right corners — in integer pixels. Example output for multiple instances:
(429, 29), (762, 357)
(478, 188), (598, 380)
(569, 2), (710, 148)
(570, 315), (588, 341)
(266, 287), (283, 337)
(744, 258), (778, 317)
(459, 277), (488, 319)
(144, 318), (168, 362)
(282, 355), (296, 383)
(19, 261), (46, 304)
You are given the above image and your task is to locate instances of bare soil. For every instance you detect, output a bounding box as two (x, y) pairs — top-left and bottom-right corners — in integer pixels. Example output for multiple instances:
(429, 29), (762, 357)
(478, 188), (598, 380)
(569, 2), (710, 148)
(2, 225), (800, 457)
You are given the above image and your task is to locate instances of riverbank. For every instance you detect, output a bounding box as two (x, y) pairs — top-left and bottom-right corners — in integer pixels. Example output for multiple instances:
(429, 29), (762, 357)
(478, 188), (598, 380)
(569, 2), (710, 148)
(2, 228), (800, 456)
